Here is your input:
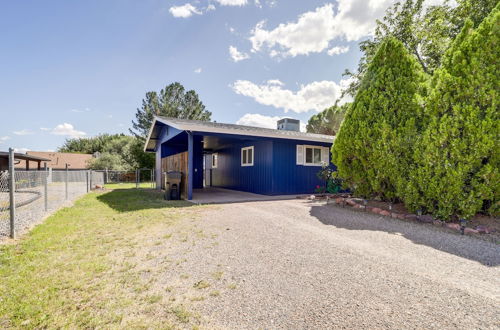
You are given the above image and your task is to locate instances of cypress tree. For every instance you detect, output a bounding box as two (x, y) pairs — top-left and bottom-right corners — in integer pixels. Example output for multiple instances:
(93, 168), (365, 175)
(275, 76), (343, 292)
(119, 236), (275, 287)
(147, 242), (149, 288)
(331, 37), (426, 200)
(408, 5), (499, 219)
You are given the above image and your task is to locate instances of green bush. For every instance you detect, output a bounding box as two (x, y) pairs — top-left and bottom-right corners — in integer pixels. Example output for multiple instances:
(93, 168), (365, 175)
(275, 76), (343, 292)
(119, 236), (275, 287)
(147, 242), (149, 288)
(406, 5), (500, 219)
(331, 37), (426, 201)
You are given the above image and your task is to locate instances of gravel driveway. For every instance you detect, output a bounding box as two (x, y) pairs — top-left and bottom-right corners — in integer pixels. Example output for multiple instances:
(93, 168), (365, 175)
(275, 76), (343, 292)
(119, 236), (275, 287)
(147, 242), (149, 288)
(159, 199), (499, 329)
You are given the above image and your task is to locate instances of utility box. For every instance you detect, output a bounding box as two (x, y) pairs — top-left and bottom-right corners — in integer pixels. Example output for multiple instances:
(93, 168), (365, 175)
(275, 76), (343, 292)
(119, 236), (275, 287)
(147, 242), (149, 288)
(164, 171), (182, 200)
(277, 118), (300, 132)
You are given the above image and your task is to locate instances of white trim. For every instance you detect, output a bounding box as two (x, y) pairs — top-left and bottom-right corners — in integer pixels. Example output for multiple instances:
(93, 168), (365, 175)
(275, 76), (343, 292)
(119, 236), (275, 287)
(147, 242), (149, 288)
(303, 145), (324, 166)
(296, 145), (304, 165)
(211, 153), (218, 168)
(241, 146), (254, 167)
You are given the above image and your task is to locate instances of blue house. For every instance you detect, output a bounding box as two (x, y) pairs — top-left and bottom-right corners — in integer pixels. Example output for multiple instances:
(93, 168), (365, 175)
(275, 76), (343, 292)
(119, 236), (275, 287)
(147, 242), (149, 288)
(144, 116), (335, 200)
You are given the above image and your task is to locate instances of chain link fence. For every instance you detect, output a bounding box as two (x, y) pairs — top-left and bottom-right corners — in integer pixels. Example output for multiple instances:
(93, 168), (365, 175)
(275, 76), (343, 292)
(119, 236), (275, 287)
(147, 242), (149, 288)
(102, 169), (155, 188)
(0, 168), (104, 239)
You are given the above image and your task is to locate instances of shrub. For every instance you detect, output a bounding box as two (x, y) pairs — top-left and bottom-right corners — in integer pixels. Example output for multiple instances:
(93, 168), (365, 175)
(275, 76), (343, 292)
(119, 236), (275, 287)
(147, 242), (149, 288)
(406, 5), (500, 219)
(331, 37), (426, 201)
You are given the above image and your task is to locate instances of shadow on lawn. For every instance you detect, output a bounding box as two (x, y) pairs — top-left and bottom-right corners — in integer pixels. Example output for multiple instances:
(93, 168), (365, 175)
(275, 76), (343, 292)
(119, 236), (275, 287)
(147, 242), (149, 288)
(309, 203), (500, 267)
(96, 188), (193, 212)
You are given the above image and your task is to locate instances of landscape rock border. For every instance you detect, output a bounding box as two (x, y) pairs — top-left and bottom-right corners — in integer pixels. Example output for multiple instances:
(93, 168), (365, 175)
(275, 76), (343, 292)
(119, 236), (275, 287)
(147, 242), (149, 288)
(313, 195), (496, 236)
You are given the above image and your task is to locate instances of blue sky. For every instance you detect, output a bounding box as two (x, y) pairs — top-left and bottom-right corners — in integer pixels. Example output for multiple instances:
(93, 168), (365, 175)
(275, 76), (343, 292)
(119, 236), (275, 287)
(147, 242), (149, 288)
(0, 0), (418, 152)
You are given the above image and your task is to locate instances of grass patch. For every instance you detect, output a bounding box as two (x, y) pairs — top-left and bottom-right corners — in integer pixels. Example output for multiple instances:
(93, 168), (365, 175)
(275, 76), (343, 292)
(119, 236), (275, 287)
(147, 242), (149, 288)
(209, 290), (220, 297)
(193, 280), (210, 290)
(211, 271), (224, 280)
(170, 305), (192, 323)
(0, 189), (203, 328)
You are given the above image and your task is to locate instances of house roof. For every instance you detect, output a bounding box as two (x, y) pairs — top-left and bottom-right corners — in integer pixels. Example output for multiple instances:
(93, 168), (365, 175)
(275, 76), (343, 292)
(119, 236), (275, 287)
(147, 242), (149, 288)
(0, 151), (51, 163)
(18, 151), (93, 169)
(145, 116), (335, 151)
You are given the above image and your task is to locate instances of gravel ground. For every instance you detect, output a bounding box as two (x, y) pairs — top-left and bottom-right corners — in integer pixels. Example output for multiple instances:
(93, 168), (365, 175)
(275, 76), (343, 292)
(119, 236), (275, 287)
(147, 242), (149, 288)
(0, 183), (87, 238)
(160, 199), (500, 329)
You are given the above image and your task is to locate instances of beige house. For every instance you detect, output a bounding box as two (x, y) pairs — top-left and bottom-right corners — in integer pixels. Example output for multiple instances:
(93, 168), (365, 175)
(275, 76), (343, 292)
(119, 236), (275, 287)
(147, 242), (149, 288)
(15, 152), (93, 170)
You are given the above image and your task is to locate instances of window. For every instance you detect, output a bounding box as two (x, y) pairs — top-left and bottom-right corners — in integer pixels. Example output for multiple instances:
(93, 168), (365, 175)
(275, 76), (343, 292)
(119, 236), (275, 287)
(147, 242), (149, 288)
(211, 153), (218, 168)
(241, 146), (254, 166)
(297, 145), (329, 166)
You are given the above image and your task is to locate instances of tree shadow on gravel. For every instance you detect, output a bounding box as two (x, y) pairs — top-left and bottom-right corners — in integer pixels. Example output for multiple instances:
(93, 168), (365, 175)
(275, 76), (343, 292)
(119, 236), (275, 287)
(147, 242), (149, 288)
(309, 203), (500, 267)
(97, 189), (194, 213)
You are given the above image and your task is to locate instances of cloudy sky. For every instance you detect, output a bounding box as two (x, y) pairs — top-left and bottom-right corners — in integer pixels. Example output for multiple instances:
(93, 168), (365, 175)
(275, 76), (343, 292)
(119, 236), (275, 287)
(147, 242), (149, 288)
(0, 0), (422, 152)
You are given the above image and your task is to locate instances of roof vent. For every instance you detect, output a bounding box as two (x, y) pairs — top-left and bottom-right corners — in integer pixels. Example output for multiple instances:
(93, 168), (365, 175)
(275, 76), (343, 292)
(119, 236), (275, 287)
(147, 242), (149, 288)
(277, 118), (300, 132)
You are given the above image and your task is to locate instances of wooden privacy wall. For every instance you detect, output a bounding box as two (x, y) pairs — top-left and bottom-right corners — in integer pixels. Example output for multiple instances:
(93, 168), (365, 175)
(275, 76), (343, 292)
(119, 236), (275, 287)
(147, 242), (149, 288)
(161, 151), (188, 200)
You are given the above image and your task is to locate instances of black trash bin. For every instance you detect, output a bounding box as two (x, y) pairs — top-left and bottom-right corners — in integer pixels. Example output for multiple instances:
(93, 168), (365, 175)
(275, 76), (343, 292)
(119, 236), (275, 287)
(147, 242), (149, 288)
(164, 171), (182, 200)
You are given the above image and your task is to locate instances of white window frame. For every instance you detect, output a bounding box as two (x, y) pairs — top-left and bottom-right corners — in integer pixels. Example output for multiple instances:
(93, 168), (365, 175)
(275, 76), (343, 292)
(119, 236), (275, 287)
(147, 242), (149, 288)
(302, 145), (328, 166)
(241, 146), (254, 167)
(211, 153), (218, 168)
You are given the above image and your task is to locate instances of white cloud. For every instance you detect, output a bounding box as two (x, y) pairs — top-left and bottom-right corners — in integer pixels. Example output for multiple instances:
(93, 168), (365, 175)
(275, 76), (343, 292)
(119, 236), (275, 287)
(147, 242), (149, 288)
(0, 136), (10, 144)
(236, 113), (282, 129)
(14, 148), (30, 153)
(50, 123), (86, 138)
(13, 129), (34, 136)
(249, 1), (407, 57)
(229, 46), (250, 62)
(327, 45), (349, 55)
(231, 79), (342, 113)
(169, 3), (201, 18)
(194, 67), (202, 73)
(216, 0), (248, 6)
(70, 108), (90, 113)
(207, 4), (216, 11)
(236, 113), (306, 132)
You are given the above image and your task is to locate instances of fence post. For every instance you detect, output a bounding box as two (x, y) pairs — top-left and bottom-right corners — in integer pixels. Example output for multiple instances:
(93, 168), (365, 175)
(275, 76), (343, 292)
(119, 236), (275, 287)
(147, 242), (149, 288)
(86, 171), (89, 193)
(8, 148), (16, 239)
(90, 170), (93, 190)
(105, 168), (108, 184)
(65, 163), (68, 200)
(44, 162), (48, 212)
(136, 169), (139, 189)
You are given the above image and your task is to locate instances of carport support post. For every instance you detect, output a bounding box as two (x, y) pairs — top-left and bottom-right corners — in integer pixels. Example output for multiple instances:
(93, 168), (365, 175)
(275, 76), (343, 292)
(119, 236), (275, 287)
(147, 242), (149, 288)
(187, 132), (193, 200)
(8, 148), (16, 239)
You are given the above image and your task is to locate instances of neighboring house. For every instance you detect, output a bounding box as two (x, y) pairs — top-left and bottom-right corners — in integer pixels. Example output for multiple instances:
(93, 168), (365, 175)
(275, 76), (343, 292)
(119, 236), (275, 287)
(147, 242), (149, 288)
(15, 152), (94, 170)
(0, 151), (51, 171)
(144, 116), (335, 200)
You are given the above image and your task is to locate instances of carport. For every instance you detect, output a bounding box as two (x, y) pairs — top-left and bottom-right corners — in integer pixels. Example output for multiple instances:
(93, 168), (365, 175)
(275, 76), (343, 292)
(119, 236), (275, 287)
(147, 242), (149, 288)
(144, 117), (334, 201)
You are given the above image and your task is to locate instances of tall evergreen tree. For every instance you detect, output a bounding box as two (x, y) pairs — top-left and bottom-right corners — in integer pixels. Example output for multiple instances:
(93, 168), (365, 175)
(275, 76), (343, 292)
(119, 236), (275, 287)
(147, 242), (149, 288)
(130, 82), (211, 138)
(332, 38), (426, 200)
(407, 5), (499, 219)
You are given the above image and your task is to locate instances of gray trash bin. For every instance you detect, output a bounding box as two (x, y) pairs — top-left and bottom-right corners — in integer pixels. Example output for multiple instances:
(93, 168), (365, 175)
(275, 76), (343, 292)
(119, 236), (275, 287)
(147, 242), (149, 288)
(164, 171), (182, 200)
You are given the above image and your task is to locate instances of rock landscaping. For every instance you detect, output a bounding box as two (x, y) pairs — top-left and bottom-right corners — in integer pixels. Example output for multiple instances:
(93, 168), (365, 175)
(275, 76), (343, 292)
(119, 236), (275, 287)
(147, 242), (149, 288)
(306, 194), (497, 239)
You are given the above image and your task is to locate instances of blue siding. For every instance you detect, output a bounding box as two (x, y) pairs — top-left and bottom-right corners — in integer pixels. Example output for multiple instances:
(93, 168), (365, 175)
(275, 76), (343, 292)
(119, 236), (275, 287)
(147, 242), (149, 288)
(154, 122), (334, 196)
(211, 140), (273, 194)
(272, 139), (331, 195)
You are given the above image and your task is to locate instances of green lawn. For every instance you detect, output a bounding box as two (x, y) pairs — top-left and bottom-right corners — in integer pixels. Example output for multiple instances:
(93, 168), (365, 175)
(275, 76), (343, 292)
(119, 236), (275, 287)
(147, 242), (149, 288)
(104, 182), (155, 189)
(0, 188), (206, 329)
